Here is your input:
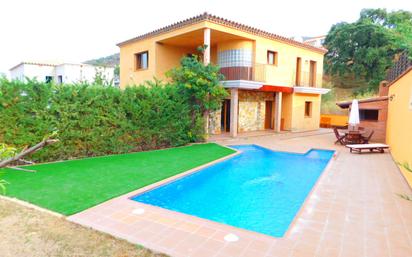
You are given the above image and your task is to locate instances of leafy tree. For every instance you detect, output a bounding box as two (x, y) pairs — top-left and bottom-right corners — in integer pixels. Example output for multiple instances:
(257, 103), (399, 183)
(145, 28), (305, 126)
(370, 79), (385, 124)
(93, 67), (113, 86)
(114, 65), (120, 76)
(167, 49), (228, 139)
(324, 8), (412, 90)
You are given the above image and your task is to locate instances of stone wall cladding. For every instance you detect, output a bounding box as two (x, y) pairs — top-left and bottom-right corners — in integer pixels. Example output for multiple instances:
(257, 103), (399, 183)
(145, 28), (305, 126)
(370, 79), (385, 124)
(238, 90), (275, 132)
(208, 109), (222, 134)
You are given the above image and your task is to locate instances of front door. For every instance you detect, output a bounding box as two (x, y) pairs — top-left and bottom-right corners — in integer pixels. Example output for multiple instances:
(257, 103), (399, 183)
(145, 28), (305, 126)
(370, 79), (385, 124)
(265, 101), (274, 129)
(221, 99), (231, 132)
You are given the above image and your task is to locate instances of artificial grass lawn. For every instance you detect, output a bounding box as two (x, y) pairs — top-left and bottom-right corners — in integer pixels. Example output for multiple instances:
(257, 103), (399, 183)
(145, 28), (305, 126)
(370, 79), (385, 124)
(2, 143), (235, 215)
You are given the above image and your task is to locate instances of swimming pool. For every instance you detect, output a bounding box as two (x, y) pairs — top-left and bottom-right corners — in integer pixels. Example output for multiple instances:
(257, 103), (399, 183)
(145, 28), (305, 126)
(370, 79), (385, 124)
(131, 145), (334, 237)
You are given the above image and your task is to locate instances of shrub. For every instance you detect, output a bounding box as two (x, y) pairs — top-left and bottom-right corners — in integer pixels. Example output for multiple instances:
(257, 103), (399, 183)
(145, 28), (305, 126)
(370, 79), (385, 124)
(0, 79), (193, 162)
(0, 54), (226, 162)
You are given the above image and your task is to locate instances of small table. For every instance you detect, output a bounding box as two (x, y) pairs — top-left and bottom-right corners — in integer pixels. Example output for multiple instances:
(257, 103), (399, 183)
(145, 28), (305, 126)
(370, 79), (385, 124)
(340, 130), (367, 144)
(341, 130), (367, 136)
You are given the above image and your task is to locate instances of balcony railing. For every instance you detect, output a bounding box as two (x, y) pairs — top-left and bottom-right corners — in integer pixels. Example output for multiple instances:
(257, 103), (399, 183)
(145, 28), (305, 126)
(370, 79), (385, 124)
(386, 52), (411, 83)
(220, 65), (323, 88)
(219, 63), (266, 82)
(293, 71), (323, 88)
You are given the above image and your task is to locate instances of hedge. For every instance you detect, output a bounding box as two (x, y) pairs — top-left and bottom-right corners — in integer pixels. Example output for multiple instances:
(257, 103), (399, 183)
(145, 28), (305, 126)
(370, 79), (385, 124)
(0, 78), (197, 162)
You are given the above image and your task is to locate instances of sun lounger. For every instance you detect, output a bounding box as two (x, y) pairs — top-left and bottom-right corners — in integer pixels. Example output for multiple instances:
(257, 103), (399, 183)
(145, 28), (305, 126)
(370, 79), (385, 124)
(346, 143), (389, 153)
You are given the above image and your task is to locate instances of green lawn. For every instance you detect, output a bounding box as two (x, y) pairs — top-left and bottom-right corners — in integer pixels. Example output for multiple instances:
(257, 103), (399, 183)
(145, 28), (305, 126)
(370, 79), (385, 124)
(2, 143), (234, 215)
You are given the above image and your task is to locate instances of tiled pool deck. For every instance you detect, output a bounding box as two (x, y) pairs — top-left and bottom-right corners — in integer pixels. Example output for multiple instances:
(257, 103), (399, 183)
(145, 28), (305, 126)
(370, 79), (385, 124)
(68, 132), (412, 257)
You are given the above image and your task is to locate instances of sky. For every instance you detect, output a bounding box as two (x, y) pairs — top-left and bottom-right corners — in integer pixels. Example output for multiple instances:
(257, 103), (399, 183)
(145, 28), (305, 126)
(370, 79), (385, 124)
(0, 0), (411, 74)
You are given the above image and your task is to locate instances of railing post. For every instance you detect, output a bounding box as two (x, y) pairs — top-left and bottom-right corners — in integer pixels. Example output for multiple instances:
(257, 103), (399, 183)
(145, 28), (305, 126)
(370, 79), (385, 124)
(203, 28), (211, 65)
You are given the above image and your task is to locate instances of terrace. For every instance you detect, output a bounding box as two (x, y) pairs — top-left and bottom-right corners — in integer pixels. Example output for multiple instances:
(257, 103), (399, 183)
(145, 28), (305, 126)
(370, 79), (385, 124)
(2, 132), (410, 257)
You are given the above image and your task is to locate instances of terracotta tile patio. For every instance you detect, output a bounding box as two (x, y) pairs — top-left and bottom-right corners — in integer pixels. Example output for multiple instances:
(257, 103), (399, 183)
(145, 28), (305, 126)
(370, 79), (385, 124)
(68, 131), (412, 257)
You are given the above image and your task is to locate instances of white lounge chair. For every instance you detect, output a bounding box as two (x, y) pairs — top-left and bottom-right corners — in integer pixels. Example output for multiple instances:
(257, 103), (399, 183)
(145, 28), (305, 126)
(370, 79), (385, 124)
(346, 143), (389, 153)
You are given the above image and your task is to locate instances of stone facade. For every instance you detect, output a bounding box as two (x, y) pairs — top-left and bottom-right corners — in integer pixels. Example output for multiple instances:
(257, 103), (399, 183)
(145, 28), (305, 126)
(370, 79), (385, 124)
(238, 90), (275, 132)
(208, 109), (222, 134)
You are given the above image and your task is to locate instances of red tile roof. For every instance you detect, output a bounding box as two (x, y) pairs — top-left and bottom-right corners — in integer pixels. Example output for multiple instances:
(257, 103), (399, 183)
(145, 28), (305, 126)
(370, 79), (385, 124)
(117, 12), (327, 54)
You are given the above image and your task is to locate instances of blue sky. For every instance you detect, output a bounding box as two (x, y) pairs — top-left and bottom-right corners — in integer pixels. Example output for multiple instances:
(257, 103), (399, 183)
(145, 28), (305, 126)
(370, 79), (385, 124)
(0, 0), (411, 74)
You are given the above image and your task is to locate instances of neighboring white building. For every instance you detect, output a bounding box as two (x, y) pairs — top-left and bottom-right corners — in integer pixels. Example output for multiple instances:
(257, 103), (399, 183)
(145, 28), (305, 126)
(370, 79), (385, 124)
(302, 35), (326, 48)
(9, 61), (115, 85)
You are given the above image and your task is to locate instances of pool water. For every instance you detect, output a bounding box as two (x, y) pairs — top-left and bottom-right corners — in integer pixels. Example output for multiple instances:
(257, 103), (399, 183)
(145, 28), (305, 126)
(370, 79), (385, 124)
(131, 145), (334, 237)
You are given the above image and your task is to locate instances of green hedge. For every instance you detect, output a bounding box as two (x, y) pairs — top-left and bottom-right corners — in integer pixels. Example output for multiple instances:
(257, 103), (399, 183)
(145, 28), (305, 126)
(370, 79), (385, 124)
(0, 79), (197, 162)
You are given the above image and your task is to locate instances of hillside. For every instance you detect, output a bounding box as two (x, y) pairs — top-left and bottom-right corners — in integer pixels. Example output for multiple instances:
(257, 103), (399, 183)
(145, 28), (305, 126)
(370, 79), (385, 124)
(85, 53), (119, 67)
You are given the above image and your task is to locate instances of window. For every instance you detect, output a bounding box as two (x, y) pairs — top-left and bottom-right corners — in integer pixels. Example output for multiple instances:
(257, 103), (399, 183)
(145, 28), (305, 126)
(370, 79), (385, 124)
(359, 109), (379, 121)
(304, 101), (312, 117)
(267, 51), (278, 65)
(45, 76), (53, 83)
(57, 75), (63, 84)
(135, 51), (148, 70)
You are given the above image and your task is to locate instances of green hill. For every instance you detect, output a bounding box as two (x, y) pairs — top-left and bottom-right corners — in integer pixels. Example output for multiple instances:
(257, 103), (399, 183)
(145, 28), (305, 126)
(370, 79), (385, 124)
(84, 53), (119, 67)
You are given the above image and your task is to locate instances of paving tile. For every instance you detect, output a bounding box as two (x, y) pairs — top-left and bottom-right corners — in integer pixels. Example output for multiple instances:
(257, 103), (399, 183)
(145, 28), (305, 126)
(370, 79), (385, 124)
(66, 133), (412, 257)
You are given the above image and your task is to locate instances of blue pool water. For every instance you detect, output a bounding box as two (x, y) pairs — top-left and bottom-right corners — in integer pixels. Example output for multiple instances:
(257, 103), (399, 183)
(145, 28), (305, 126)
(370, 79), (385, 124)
(131, 145), (334, 237)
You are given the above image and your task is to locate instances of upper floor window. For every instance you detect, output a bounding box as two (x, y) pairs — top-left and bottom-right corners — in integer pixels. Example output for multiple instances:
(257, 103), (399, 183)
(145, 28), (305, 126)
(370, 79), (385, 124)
(135, 51), (148, 70)
(267, 51), (278, 66)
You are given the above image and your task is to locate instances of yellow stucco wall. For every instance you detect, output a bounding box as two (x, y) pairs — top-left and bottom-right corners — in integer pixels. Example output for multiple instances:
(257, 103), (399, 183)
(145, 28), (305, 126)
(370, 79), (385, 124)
(119, 20), (324, 89)
(387, 70), (412, 187)
(119, 37), (156, 86)
(155, 44), (194, 80)
(217, 40), (254, 52)
(281, 93), (293, 130)
(291, 93), (321, 131)
(119, 22), (207, 88)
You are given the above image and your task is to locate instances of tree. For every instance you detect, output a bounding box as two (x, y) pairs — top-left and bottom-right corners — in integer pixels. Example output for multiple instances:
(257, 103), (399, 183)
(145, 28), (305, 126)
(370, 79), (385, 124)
(167, 48), (228, 139)
(93, 67), (114, 86)
(324, 8), (412, 90)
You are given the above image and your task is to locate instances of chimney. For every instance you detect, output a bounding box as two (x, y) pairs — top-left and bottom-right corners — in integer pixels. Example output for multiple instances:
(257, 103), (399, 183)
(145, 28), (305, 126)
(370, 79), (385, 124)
(379, 81), (389, 96)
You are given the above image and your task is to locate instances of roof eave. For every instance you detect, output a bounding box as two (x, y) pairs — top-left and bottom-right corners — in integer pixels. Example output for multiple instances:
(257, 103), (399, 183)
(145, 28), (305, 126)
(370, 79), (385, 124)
(116, 13), (328, 54)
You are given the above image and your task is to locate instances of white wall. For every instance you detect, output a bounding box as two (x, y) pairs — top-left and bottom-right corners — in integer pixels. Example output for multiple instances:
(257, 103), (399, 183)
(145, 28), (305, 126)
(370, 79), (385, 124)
(11, 64), (55, 82)
(56, 64), (114, 84)
(10, 63), (114, 85)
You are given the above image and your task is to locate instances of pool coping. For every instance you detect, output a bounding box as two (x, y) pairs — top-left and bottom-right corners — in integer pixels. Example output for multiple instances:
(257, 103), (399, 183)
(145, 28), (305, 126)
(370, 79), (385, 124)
(126, 144), (337, 239)
(67, 143), (339, 256)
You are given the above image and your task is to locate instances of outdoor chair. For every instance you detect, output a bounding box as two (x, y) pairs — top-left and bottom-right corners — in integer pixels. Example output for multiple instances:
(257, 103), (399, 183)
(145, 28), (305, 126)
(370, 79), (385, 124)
(333, 127), (346, 145)
(361, 130), (374, 144)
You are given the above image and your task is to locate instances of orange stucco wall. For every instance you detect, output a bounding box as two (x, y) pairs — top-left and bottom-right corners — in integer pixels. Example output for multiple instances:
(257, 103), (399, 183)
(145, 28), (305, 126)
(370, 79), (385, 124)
(118, 21), (324, 89)
(386, 70), (412, 187)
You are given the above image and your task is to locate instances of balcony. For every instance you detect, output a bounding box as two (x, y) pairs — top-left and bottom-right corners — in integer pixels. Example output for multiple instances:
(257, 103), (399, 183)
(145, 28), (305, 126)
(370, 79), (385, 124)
(293, 71), (323, 88)
(219, 63), (267, 82)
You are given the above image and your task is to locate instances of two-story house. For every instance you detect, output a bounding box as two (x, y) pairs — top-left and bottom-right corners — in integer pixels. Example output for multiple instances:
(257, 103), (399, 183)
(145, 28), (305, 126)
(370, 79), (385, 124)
(117, 13), (329, 137)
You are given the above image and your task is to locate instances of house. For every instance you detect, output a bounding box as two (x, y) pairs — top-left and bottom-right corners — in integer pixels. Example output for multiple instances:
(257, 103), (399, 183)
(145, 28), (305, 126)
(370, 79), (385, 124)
(336, 83), (389, 143)
(117, 13), (330, 136)
(9, 61), (115, 85)
(385, 53), (412, 187)
(302, 35), (326, 48)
